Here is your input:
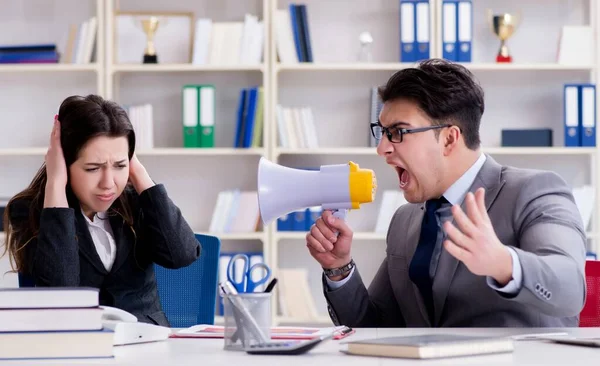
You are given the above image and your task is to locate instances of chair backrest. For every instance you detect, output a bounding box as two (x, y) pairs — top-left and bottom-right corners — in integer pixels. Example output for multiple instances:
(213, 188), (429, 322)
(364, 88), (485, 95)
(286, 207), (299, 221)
(154, 233), (221, 328)
(580, 260), (600, 327)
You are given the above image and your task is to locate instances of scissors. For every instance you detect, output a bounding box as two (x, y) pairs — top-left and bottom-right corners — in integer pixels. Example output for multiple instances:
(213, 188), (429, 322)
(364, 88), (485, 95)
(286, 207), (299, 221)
(226, 254), (272, 293)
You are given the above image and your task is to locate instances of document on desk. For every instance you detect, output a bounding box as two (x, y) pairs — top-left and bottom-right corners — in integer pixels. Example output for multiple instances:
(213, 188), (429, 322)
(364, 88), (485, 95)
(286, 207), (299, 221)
(538, 336), (600, 347)
(171, 325), (354, 340)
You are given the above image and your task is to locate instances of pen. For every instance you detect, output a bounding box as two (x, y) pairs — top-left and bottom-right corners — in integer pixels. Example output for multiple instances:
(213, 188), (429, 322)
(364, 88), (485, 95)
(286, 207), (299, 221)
(264, 278), (278, 293)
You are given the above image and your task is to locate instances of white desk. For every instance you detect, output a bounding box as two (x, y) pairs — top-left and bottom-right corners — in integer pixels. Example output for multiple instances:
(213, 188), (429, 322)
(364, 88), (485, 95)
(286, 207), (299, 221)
(2, 328), (599, 365)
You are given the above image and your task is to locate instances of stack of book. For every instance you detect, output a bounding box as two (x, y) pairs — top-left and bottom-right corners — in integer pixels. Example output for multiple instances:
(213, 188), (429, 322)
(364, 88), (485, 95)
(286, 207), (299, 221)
(234, 86), (264, 148)
(275, 104), (318, 149)
(209, 190), (260, 233)
(124, 103), (154, 150)
(277, 268), (320, 321)
(276, 207), (322, 232)
(274, 4), (314, 63)
(61, 16), (98, 64)
(192, 14), (264, 65)
(0, 44), (59, 64)
(0, 287), (113, 360)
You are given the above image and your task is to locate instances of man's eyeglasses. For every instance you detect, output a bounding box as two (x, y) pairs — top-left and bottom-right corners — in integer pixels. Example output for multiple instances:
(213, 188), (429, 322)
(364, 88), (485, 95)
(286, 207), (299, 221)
(370, 123), (452, 143)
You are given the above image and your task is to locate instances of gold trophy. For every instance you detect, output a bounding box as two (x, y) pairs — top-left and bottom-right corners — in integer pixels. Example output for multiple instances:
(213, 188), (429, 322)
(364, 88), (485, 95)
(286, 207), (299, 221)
(140, 16), (160, 63)
(487, 10), (520, 63)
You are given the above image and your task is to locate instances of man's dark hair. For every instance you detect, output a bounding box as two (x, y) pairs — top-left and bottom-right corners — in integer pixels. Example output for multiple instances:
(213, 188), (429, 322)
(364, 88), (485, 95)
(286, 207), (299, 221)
(378, 58), (484, 150)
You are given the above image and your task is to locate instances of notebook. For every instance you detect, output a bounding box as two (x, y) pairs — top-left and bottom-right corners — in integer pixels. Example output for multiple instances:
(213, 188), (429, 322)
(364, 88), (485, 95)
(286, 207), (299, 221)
(342, 334), (514, 359)
(0, 287), (99, 309)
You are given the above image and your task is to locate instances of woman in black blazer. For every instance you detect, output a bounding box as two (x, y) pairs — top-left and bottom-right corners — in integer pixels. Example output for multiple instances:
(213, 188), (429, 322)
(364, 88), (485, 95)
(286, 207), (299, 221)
(2, 95), (200, 326)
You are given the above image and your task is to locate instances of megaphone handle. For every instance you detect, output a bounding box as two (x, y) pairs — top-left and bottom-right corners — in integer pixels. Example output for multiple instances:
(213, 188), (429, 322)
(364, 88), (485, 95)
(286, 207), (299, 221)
(332, 209), (347, 221)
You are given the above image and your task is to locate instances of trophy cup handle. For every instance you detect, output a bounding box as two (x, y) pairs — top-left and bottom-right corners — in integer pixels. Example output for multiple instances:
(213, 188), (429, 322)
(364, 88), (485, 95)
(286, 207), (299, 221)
(513, 10), (523, 32)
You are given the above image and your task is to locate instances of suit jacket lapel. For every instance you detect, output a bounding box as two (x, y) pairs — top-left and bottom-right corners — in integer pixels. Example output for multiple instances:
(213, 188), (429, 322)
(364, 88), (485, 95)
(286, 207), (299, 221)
(406, 205), (432, 326)
(432, 154), (506, 326)
(109, 213), (131, 274)
(74, 211), (108, 275)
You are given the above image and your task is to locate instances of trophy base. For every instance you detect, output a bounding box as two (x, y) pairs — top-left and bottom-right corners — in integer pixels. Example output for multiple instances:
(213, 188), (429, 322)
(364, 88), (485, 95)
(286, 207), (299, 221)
(143, 54), (158, 64)
(496, 54), (512, 63)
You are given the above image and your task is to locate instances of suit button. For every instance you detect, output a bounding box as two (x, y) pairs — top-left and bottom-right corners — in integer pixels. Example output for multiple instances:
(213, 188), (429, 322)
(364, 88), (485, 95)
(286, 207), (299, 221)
(535, 283), (541, 291)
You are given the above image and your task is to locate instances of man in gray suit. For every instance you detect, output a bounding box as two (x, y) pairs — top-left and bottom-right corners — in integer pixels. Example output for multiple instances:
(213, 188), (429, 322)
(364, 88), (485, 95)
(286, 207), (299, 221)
(306, 59), (587, 327)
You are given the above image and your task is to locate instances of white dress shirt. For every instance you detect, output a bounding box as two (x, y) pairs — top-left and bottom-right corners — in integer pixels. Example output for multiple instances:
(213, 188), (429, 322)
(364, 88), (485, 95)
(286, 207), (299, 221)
(82, 209), (117, 272)
(327, 153), (523, 295)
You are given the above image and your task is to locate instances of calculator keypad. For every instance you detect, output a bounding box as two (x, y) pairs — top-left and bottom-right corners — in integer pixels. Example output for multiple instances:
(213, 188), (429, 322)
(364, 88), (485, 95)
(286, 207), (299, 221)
(250, 342), (293, 348)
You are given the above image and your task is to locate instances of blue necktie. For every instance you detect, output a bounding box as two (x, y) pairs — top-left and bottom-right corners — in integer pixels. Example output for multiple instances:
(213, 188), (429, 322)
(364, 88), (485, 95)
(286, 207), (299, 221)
(409, 197), (447, 323)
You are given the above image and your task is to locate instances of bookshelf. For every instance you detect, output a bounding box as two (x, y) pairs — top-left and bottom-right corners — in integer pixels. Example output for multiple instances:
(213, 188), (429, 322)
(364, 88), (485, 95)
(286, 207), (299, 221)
(1, 0), (598, 326)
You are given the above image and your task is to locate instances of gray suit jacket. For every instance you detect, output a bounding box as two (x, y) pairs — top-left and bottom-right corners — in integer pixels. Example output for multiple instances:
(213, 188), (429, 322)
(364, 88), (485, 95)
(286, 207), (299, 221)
(323, 155), (587, 327)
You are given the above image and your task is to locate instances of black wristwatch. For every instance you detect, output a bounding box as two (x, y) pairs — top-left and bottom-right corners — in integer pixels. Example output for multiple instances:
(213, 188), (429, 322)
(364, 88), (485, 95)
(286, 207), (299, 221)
(323, 259), (355, 278)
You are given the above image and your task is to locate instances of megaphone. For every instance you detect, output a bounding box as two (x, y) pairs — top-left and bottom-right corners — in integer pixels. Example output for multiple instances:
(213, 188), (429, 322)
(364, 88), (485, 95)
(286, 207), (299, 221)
(257, 157), (377, 226)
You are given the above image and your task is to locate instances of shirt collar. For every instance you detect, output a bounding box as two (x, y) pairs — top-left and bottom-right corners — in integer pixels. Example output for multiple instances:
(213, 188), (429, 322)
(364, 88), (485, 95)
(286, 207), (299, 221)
(443, 153), (486, 206)
(81, 208), (108, 224)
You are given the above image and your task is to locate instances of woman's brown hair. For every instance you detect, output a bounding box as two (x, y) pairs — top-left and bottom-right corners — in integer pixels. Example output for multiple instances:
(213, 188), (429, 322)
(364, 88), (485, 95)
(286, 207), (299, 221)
(2, 94), (137, 275)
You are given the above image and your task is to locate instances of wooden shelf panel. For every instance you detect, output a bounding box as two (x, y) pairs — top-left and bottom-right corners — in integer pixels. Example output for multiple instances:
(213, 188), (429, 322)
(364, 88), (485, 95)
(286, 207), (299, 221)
(136, 148), (265, 156)
(483, 147), (597, 155)
(0, 64), (99, 73)
(276, 63), (593, 72)
(111, 64), (264, 73)
(0, 148), (265, 157)
(274, 148), (376, 157)
(274, 147), (597, 158)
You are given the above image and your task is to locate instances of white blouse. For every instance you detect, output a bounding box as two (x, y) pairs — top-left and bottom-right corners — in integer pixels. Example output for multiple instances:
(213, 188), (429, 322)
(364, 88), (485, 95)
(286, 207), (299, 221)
(82, 210), (117, 271)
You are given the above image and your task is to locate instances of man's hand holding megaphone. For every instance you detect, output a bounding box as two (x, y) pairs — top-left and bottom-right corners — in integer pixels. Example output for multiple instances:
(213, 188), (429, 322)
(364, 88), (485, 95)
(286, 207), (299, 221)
(306, 210), (355, 282)
(257, 157), (377, 281)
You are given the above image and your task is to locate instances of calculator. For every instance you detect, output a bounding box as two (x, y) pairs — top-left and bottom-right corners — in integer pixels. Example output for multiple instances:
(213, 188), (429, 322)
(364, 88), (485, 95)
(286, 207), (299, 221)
(245, 334), (332, 355)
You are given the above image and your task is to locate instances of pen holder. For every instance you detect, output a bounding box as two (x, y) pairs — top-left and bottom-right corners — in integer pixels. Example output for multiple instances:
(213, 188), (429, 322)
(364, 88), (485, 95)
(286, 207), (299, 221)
(223, 292), (272, 351)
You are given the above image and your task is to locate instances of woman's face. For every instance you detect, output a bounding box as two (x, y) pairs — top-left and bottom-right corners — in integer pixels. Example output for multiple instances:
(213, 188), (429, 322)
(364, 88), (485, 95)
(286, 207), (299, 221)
(69, 136), (130, 219)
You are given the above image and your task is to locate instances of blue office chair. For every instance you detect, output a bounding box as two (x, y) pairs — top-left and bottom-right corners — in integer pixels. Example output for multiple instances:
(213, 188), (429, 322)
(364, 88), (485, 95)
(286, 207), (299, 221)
(154, 233), (221, 328)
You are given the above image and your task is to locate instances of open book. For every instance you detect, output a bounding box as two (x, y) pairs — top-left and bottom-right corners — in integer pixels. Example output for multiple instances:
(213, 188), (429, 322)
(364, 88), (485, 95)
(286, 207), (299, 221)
(171, 325), (354, 340)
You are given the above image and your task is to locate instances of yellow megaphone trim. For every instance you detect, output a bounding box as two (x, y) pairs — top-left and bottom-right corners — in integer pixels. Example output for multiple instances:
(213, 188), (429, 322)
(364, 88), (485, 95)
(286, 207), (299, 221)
(348, 161), (377, 209)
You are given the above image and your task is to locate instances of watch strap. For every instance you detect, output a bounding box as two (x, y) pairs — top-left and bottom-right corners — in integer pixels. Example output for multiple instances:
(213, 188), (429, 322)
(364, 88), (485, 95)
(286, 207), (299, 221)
(323, 259), (355, 278)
